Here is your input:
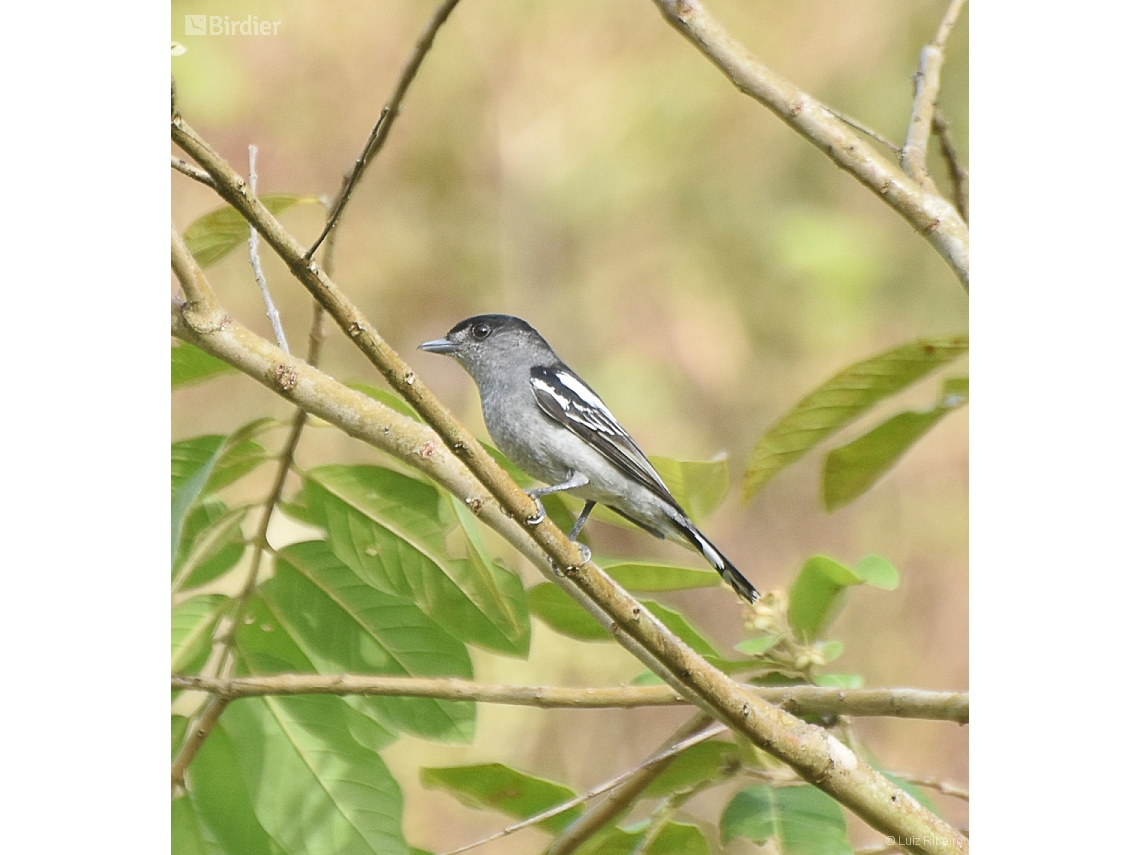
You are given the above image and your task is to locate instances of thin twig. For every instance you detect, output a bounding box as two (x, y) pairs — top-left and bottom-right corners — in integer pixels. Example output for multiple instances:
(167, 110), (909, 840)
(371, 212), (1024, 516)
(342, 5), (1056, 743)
(305, 108), (388, 260)
(824, 107), (900, 155)
(892, 772), (969, 802)
(440, 723), (729, 855)
(306, 0), (464, 258)
(171, 156), (217, 188)
(547, 715), (713, 855)
(901, 0), (968, 191)
(171, 696), (229, 792)
(247, 145), (289, 353)
(629, 761), (736, 855)
(932, 109), (968, 221)
(170, 673), (969, 721)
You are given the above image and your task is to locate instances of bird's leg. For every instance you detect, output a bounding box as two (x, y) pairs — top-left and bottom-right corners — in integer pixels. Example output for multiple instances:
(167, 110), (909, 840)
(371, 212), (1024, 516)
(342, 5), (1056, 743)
(568, 500), (596, 541)
(525, 471), (589, 525)
(566, 500), (596, 565)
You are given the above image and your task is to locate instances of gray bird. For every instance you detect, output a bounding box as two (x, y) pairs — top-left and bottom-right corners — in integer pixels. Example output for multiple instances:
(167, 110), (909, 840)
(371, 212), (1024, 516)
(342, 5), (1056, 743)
(419, 314), (759, 603)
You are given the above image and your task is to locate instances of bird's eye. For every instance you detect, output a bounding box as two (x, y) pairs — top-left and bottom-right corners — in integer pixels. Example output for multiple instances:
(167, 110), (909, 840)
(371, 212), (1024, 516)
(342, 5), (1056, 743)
(471, 323), (491, 340)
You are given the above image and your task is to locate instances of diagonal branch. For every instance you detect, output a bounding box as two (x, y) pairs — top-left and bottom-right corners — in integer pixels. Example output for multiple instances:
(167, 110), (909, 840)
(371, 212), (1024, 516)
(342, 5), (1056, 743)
(307, 0), (464, 258)
(171, 156), (216, 188)
(171, 695), (229, 793)
(901, 0), (968, 192)
(546, 714), (713, 855)
(649, 0), (968, 289)
(442, 721), (728, 855)
(932, 109), (969, 221)
(169, 124), (966, 853)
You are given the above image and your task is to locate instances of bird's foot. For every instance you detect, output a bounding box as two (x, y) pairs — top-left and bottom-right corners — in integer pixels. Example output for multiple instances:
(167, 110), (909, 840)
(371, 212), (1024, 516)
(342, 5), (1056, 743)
(524, 492), (547, 526)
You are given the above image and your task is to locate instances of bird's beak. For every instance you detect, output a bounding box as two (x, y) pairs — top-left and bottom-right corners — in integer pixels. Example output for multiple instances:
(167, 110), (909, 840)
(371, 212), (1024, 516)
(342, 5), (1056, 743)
(418, 336), (459, 355)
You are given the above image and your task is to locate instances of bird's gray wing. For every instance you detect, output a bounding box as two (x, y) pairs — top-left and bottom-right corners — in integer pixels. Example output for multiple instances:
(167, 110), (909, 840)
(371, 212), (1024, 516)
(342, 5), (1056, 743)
(529, 365), (678, 507)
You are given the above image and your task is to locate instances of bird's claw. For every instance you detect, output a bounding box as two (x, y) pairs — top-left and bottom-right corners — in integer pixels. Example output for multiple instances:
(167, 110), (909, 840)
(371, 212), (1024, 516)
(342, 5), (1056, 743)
(524, 494), (546, 526)
(572, 542), (591, 566)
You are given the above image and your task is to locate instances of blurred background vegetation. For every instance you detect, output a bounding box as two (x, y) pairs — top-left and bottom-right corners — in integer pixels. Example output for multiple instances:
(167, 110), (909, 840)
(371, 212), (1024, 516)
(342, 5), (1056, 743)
(172, 0), (967, 849)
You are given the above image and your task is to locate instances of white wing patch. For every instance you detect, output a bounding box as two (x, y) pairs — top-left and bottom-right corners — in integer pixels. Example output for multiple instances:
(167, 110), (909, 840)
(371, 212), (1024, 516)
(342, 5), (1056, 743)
(530, 365), (674, 503)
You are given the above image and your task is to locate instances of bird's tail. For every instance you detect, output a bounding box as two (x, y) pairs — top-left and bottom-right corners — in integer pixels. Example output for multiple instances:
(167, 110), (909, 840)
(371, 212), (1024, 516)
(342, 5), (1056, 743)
(671, 513), (760, 604)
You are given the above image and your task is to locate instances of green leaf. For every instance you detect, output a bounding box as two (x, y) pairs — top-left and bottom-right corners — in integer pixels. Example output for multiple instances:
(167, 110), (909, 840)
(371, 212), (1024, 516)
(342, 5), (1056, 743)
(448, 496), (531, 656)
(183, 195), (318, 267)
(186, 725), (280, 855)
(822, 376), (968, 510)
(171, 427), (272, 496)
(645, 822), (710, 855)
(421, 763), (580, 833)
(602, 561), (721, 592)
(262, 541), (475, 742)
(812, 673), (864, 688)
(580, 821), (710, 855)
(172, 715), (190, 761)
(648, 455), (730, 522)
(852, 554), (900, 590)
(172, 439), (227, 568)
(171, 795), (226, 855)
(300, 466), (529, 654)
(234, 595), (403, 747)
(528, 584), (732, 666)
(173, 498), (248, 590)
(172, 594), (228, 673)
(171, 426), (269, 565)
(721, 785), (851, 855)
(192, 695), (409, 855)
(734, 634), (782, 656)
(818, 640), (844, 663)
(643, 600), (724, 663)
(528, 583), (612, 641)
(642, 741), (740, 798)
(630, 669), (664, 685)
(743, 336), (967, 500)
(347, 383), (422, 421)
(785, 554), (897, 642)
(172, 343), (237, 389)
(786, 556), (860, 642)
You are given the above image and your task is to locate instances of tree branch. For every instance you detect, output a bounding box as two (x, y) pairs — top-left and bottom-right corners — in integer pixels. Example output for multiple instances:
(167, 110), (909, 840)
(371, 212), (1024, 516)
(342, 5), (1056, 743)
(649, 0), (968, 289)
(441, 721), (728, 855)
(893, 772), (968, 802)
(171, 156), (216, 189)
(246, 145), (289, 353)
(170, 695), (229, 794)
(901, 0), (968, 192)
(170, 122), (966, 853)
(170, 673), (968, 722)
(547, 714), (713, 855)
(932, 109), (969, 221)
(307, 0), (464, 258)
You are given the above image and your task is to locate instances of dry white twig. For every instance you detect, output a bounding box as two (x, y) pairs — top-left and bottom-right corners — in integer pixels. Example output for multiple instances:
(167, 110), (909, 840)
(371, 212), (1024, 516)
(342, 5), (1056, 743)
(247, 145), (289, 353)
(901, 0), (968, 191)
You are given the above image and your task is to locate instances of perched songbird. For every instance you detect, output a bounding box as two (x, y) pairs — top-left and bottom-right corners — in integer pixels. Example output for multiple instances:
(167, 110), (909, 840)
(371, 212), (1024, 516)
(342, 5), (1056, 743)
(419, 314), (759, 602)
